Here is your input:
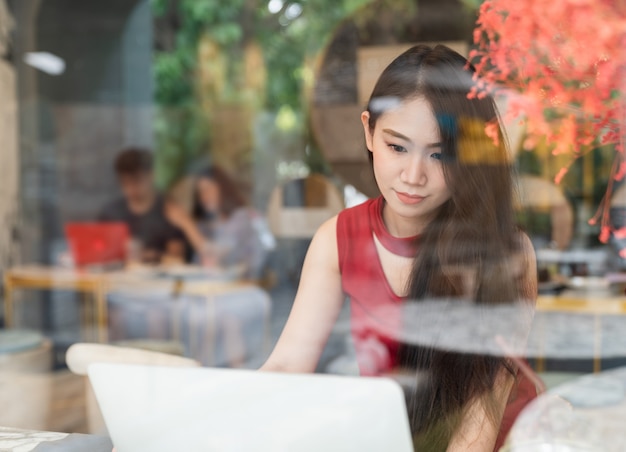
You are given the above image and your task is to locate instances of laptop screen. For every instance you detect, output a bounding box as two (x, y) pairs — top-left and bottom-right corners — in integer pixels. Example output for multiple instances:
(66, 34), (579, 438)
(65, 222), (129, 267)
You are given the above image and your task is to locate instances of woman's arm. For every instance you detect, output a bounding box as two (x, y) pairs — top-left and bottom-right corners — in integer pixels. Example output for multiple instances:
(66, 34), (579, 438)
(261, 216), (345, 373)
(163, 201), (208, 258)
(446, 369), (515, 451)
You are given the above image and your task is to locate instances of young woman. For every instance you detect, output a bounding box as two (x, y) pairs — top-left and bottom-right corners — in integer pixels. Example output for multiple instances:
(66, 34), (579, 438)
(261, 45), (537, 451)
(191, 166), (274, 279)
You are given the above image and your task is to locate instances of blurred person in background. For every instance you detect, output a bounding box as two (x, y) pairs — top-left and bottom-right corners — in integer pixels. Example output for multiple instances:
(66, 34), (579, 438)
(191, 165), (275, 279)
(515, 149), (574, 251)
(99, 147), (206, 265)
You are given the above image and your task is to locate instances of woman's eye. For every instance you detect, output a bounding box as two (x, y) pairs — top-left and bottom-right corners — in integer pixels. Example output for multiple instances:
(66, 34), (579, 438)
(388, 144), (406, 153)
(430, 152), (443, 160)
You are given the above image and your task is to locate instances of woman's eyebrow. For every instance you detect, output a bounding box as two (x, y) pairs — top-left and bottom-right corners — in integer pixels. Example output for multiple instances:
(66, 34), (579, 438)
(382, 128), (441, 148)
(382, 128), (412, 142)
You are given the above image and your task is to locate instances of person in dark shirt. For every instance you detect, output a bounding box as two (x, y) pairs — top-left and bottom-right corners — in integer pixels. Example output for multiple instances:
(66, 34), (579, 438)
(99, 147), (205, 264)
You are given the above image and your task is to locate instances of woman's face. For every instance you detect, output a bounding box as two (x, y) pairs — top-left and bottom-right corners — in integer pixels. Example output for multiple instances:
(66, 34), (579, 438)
(361, 97), (452, 233)
(197, 177), (221, 213)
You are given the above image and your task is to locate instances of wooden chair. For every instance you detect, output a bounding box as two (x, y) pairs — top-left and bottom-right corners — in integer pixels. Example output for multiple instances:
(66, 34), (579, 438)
(267, 173), (344, 282)
(267, 173), (344, 240)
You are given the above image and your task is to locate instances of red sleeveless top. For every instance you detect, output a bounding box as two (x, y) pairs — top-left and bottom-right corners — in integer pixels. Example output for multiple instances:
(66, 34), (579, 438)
(337, 196), (418, 375)
(336, 196), (537, 449)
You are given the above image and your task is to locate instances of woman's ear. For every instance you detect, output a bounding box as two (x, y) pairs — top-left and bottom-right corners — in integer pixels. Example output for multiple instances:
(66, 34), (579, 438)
(361, 111), (374, 153)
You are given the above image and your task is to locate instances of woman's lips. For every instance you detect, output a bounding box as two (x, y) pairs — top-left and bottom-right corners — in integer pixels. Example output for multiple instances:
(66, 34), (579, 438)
(395, 191), (425, 205)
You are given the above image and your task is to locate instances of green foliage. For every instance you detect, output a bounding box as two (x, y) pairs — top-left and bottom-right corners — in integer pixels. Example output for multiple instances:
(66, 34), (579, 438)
(261, 0), (371, 110)
(152, 0), (373, 187)
(458, 0), (483, 10)
(153, 52), (193, 105)
(150, 0), (170, 16)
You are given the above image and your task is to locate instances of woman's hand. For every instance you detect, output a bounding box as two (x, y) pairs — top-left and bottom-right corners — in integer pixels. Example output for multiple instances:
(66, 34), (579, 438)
(164, 201), (193, 230)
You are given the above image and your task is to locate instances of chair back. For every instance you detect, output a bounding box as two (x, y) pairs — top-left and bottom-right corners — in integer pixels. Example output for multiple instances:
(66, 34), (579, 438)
(66, 343), (200, 376)
(267, 173), (344, 239)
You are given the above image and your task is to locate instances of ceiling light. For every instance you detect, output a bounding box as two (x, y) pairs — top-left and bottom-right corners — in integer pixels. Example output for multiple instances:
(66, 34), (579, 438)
(23, 52), (65, 75)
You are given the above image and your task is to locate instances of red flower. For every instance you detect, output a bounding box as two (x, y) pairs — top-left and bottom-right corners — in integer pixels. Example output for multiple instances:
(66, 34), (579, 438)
(473, 0), (625, 243)
(615, 161), (626, 181)
(613, 227), (626, 240)
(599, 226), (611, 244)
(554, 167), (569, 185)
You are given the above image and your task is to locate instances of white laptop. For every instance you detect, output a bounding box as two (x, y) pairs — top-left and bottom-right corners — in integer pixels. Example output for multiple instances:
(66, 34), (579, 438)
(88, 364), (414, 452)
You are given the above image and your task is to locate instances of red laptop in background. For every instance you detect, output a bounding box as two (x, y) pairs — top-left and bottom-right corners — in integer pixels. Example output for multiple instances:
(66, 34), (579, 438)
(65, 222), (129, 267)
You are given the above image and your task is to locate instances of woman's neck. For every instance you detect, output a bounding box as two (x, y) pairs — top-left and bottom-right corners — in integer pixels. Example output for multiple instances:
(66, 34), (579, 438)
(381, 201), (430, 238)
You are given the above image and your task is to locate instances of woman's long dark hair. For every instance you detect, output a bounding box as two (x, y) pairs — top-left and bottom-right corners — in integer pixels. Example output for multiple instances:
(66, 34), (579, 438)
(366, 45), (535, 449)
(191, 166), (247, 220)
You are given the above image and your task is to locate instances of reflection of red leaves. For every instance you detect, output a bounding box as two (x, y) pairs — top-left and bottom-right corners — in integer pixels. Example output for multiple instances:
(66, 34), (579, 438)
(554, 167), (569, 185)
(615, 161), (626, 181)
(599, 226), (611, 244)
(614, 228), (626, 239)
(473, 0), (625, 245)
(484, 120), (500, 146)
(619, 248), (626, 259)
(472, 0), (625, 154)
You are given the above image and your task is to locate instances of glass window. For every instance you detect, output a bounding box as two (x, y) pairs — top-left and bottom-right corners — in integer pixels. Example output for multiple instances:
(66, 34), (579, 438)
(1, 0), (624, 450)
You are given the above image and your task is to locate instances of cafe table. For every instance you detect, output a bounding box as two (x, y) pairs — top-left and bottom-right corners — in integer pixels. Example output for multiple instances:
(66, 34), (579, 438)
(3, 265), (255, 343)
(535, 290), (626, 372)
(0, 425), (113, 452)
(503, 365), (626, 451)
(361, 292), (626, 374)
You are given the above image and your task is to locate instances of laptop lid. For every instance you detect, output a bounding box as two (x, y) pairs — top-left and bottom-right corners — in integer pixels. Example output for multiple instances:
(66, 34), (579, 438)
(65, 222), (129, 266)
(88, 363), (413, 452)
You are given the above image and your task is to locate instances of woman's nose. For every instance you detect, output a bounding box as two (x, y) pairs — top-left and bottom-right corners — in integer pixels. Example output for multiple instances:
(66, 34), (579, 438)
(401, 155), (427, 185)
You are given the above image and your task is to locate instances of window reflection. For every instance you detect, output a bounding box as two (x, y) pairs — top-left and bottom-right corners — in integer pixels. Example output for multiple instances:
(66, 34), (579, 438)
(0, 1), (625, 451)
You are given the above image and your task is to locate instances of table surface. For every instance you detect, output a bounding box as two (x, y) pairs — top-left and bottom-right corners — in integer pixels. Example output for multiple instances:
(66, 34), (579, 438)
(535, 248), (608, 264)
(357, 294), (626, 360)
(505, 366), (626, 451)
(7, 264), (625, 306)
(4, 265), (258, 345)
(7, 265), (626, 360)
(538, 291), (626, 315)
(5, 264), (255, 296)
(0, 426), (112, 452)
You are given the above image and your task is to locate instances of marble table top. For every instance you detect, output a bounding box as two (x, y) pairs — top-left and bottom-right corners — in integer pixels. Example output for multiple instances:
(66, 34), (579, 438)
(0, 426), (112, 452)
(360, 298), (626, 359)
(0, 427), (67, 452)
(504, 366), (626, 451)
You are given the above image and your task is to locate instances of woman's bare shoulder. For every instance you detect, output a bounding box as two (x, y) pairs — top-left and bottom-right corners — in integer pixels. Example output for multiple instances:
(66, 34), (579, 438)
(516, 230), (536, 260)
(316, 214), (339, 237)
(309, 215), (340, 265)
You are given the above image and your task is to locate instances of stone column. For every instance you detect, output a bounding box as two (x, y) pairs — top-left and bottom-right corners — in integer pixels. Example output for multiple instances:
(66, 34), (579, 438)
(10, 0), (42, 267)
(0, 0), (20, 323)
